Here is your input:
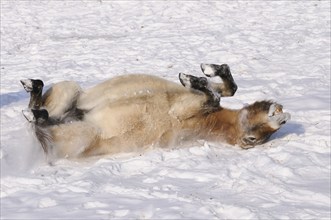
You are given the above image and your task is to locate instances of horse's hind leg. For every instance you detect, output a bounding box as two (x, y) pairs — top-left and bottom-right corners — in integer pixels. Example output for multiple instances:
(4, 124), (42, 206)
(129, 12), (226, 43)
(20, 79), (44, 109)
(42, 81), (82, 119)
(200, 63), (238, 97)
(22, 109), (53, 155)
(179, 73), (220, 108)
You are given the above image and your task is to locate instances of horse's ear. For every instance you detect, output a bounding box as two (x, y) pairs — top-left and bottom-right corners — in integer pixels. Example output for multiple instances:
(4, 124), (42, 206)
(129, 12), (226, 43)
(268, 104), (291, 129)
(268, 103), (283, 116)
(239, 109), (249, 128)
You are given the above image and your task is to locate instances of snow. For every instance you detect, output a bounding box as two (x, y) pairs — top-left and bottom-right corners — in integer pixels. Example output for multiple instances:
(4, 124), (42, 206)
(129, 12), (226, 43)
(1, 1), (330, 219)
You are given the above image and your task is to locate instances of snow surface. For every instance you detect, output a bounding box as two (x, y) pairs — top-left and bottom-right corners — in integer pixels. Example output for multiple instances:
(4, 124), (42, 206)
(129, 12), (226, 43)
(1, 1), (330, 219)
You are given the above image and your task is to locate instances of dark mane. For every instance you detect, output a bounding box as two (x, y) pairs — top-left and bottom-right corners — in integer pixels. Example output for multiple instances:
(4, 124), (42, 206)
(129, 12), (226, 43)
(244, 100), (274, 114)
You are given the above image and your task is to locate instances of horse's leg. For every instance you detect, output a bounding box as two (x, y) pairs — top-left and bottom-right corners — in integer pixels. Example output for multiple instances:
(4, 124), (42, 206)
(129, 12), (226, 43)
(200, 63), (238, 97)
(22, 109), (54, 156)
(179, 73), (220, 108)
(20, 79), (44, 109)
(42, 81), (82, 119)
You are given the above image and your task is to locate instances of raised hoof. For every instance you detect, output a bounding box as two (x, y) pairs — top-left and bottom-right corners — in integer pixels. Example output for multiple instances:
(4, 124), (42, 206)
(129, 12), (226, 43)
(20, 79), (44, 93)
(20, 79), (33, 92)
(22, 109), (50, 124)
(179, 73), (191, 88)
(201, 63), (231, 78)
(201, 63), (216, 77)
(179, 73), (208, 90)
(22, 109), (35, 122)
(31, 109), (49, 122)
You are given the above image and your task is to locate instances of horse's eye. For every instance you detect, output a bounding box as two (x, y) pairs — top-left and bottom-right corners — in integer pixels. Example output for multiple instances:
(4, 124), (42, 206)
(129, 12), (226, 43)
(243, 136), (257, 144)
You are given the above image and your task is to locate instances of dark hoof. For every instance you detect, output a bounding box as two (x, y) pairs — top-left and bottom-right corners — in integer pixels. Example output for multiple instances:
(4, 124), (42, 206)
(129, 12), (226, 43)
(20, 79), (44, 93)
(201, 63), (216, 77)
(201, 63), (231, 78)
(22, 109), (35, 122)
(179, 73), (191, 88)
(20, 79), (33, 92)
(179, 73), (208, 90)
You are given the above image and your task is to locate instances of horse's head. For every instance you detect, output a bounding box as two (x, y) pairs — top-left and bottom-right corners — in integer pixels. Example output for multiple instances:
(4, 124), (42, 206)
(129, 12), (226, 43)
(238, 100), (291, 148)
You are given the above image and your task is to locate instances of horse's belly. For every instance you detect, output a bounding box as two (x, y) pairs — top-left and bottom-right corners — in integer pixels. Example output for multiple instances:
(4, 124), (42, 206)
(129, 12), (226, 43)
(84, 94), (177, 147)
(78, 74), (209, 149)
(77, 74), (186, 110)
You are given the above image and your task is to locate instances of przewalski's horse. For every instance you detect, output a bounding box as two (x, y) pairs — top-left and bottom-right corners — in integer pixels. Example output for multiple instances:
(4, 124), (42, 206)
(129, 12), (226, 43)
(22, 64), (290, 160)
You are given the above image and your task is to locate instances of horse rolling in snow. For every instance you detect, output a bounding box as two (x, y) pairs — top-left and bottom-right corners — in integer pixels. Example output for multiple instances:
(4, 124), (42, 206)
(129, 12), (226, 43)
(22, 64), (290, 160)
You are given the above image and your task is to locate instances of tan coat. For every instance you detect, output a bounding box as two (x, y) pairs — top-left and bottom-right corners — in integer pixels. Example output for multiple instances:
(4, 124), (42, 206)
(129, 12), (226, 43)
(42, 74), (289, 159)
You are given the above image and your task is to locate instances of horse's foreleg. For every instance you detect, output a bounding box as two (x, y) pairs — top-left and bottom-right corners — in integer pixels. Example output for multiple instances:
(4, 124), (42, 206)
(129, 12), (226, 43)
(200, 63), (238, 97)
(179, 73), (220, 108)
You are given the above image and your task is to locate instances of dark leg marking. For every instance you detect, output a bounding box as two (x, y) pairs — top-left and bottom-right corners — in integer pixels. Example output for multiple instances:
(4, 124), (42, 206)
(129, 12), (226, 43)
(20, 79), (44, 109)
(179, 73), (220, 108)
(200, 64), (238, 97)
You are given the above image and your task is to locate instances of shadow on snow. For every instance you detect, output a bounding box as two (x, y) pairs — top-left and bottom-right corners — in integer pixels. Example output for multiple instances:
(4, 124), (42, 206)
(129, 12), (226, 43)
(270, 121), (305, 140)
(0, 90), (27, 108)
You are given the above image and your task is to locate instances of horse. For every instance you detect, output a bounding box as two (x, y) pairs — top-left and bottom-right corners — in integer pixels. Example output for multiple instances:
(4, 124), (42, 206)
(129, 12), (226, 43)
(22, 64), (290, 160)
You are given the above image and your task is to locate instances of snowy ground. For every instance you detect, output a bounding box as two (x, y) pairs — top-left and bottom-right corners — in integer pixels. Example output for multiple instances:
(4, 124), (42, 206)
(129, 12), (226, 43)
(1, 1), (330, 219)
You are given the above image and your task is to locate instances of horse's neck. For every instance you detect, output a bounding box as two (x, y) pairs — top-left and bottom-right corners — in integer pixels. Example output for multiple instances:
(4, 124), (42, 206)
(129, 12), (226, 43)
(196, 108), (241, 145)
